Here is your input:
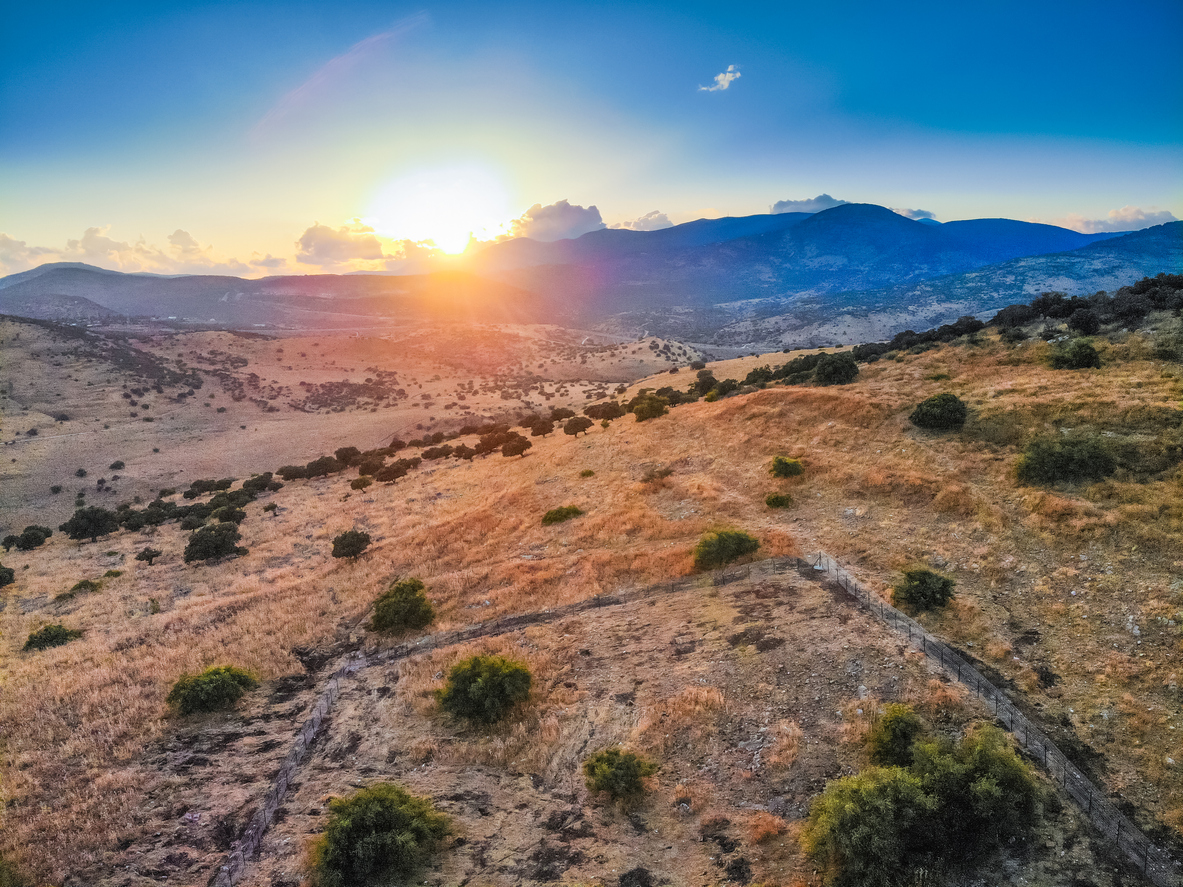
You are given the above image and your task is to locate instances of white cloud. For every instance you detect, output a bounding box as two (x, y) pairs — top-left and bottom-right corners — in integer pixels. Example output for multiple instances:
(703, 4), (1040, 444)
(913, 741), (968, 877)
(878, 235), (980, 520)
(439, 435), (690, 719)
(700, 65), (741, 92)
(612, 210), (674, 232)
(1053, 205), (1178, 234)
(0, 226), (252, 277)
(250, 252), (288, 270)
(891, 207), (936, 220)
(509, 200), (605, 242)
(295, 220), (387, 266)
(771, 194), (848, 214)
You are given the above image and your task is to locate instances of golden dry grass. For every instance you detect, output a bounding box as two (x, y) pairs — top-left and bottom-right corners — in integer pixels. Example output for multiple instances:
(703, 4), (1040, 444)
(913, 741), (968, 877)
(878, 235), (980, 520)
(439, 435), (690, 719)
(2, 322), (1183, 881)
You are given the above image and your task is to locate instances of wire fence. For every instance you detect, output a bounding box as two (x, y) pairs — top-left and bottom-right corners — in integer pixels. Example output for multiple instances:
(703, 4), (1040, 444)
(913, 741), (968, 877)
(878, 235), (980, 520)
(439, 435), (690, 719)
(806, 551), (1180, 887)
(205, 552), (1179, 886)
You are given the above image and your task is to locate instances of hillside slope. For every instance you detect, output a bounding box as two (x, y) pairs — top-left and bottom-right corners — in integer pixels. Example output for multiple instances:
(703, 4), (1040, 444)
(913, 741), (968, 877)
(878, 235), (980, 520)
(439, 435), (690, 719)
(1, 314), (1181, 885)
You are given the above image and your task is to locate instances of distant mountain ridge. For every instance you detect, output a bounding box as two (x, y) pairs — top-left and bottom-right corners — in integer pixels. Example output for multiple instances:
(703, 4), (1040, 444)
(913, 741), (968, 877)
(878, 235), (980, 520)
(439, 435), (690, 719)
(0, 204), (1172, 339)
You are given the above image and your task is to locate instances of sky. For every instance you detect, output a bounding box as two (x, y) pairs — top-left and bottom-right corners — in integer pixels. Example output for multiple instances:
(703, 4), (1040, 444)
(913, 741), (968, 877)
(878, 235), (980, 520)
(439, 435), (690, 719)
(1, 0), (1180, 277)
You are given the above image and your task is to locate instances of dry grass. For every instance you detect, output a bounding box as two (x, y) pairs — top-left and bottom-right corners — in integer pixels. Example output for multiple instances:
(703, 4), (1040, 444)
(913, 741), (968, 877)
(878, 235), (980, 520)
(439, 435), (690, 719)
(3, 323), (1183, 881)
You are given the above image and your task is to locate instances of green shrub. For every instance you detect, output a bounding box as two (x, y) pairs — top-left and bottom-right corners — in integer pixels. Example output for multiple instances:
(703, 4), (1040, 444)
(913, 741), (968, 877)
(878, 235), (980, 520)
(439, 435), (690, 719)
(815, 353), (859, 385)
(579, 469), (595, 478)
(71, 578), (101, 593)
(765, 493), (793, 508)
(166, 665), (259, 714)
(804, 723), (1041, 886)
(0, 564), (14, 588)
(103, 569), (122, 578)
(369, 578), (434, 634)
(909, 393), (968, 430)
(867, 703), (924, 767)
(332, 529), (372, 559)
(891, 568), (954, 612)
(350, 476), (373, 491)
(1049, 338), (1101, 369)
(693, 530), (760, 570)
(24, 624), (83, 651)
(437, 654), (531, 724)
(583, 747), (657, 804)
(542, 505), (583, 526)
(630, 393), (669, 421)
(183, 522), (247, 563)
(309, 783), (449, 887)
(1016, 435), (1116, 485)
(13, 525), (52, 551)
(769, 456), (804, 478)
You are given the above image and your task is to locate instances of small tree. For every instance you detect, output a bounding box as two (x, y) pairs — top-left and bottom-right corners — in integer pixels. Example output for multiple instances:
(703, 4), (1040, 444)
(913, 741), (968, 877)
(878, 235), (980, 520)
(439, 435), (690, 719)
(909, 393), (968, 430)
(59, 506), (120, 543)
(502, 437), (532, 457)
(309, 783), (450, 887)
(437, 654), (532, 724)
(891, 568), (954, 612)
(867, 703), (924, 767)
(136, 547), (163, 566)
(564, 417), (594, 436)
(350, 476), (373, 491)
(184, 522), (247, 563)
(332, 530), (372, 559)
(24, 624), (84, 651)
(583, 747), (657, 805)
(630, 393), (669, 422)
(530, 419), (554, 437)
(815, 353), (859, 385)
(166, 665), (259, 714)
(1067, 308), (1100, 335)
(14, 525), (53, 551)
(770, 456), (804, 478)
(0, 564), (14, 588)
(693, 530), (760, 570)
(369, 577), (434, 633)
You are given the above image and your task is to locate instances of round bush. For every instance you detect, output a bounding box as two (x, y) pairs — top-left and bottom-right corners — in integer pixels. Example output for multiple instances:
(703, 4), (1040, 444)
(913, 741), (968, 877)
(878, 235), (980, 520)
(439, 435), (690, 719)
(542, 505), (583, 526)
(693, 530), (760, 571)
(1016, 435), (1115, 485)
(583, 747), (657, 804)
(309, 783), (449, 887)
(770, 456), (804, 478)
(332, 529), (372, 559)
(166, 665), (259, 714)
(814, 353), (859, 385)
(909, 393), (968, 430)
(24, 623), (83, 651)
(891, 568), (955, 612)
(369, 578), (434, 634)
(184, 521), (247, 563)
(867, 703), (924, 767)
(0, 564), (14, 588)
(1049, 339), (1101, 369)
(350, 476), (373, 491)
(765, 493), (793, 508)
(437, 654), (532, 724)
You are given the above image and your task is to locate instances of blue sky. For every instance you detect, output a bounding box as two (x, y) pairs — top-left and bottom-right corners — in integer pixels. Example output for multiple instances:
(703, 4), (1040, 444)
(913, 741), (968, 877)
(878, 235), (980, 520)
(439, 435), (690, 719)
(1, 0), (1179, 275)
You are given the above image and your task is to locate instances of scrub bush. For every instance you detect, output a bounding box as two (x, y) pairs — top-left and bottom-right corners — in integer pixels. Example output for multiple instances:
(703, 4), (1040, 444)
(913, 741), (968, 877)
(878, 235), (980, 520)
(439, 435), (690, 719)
(891, 568), (955, 612)
(166, 665), (259, 715)
(24, 624), (83, 651)
(583, 747), (657, 805)
(437, 655), (531, 724)
(693, 530), (760, 570)
(770, 456), (804, 478)
(542, 505), (584, 525)
(369, 578), (434, 634)
(909, 393), (968, 430)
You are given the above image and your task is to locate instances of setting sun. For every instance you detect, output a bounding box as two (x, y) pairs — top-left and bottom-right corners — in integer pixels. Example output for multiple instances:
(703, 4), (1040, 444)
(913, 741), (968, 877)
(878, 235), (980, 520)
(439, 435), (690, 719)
(365, 165), (512, 253)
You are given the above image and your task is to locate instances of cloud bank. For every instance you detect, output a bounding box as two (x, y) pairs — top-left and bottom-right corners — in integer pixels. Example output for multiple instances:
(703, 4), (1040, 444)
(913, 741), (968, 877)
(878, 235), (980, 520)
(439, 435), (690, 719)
(1054, 205), (1178, 234)
(891, 207), (936, 220)
(700, 65), (741, 92)
(295, 221), (386, 266)
(509, 200), (606, 242)
(0, 227), (250, 277)
(771, 194), (848, 214)
(612, 210), (674, 231)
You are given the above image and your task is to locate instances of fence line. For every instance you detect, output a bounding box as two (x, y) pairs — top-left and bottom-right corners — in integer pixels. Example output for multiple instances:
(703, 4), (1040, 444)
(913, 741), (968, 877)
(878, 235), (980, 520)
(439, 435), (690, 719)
(807, 551), (1180, 887)
(206, 553), (1178, 886)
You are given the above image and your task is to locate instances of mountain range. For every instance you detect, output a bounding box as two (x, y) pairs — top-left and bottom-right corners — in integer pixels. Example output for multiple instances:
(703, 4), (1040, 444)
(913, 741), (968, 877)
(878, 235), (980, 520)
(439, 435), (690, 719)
(2, 204), (1178, 345)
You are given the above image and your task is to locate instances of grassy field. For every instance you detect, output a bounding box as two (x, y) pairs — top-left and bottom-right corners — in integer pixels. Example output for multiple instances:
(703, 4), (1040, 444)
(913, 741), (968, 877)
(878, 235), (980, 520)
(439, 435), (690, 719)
(1, 315), (1181, 885)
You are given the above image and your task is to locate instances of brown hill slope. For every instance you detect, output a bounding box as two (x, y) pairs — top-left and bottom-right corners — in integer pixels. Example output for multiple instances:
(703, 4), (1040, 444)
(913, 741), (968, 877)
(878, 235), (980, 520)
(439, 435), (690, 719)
(1, 319), (1181, 885)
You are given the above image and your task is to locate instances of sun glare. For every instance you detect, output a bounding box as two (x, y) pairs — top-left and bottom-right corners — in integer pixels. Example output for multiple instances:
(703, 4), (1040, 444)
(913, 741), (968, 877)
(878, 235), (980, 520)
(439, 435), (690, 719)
(365, 166), (513, 254)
